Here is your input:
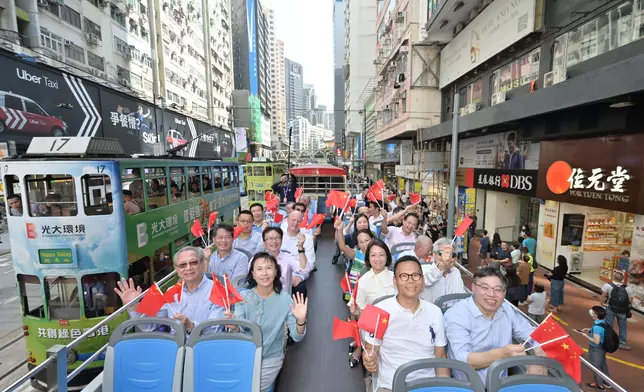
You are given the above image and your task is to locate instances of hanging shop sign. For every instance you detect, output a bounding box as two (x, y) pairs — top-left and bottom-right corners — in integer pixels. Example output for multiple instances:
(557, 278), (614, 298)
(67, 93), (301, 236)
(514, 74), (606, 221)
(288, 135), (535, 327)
(471, 168), (537, 196)
(537, 136), (644, 214)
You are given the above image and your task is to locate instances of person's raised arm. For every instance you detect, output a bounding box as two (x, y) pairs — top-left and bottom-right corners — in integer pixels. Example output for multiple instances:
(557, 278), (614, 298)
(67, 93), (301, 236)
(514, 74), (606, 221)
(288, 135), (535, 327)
(335, 218), (357, 260)
(380, 209), (391, 236)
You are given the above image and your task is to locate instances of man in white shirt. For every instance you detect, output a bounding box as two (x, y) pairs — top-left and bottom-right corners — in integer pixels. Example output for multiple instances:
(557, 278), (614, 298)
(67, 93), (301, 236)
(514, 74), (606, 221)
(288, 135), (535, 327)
(420, 238), (466, 305)
(363, 256), (450, 392)
(381, 209), (419, 249)
(366, 200), (384, 225)
(281, 211), (315, 298)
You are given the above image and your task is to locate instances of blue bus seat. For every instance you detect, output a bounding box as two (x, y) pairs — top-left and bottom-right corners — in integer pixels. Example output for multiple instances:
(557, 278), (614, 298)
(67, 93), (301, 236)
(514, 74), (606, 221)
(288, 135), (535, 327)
(390, 242), (416, 262)
(232, 274), (250, 290)
(373, 294), (395, 305)
(392, 358), (485, 392)
(184, 319), (263, 392)
(486, 357), (579, 392)
(434, 293), (472, 314)
(374, 222), (382, 238)
(102, 318), (185, 392)
(235, 247), (253, 263)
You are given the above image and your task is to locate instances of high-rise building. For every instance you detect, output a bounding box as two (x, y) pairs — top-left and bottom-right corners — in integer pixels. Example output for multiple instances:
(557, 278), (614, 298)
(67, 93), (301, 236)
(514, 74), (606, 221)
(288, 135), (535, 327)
(264, 7), (286, 150)
(303, 84), (317, 124)
(284, 57), (304, 123)
(290, 116), (325, 151)
(333, 0), (345, 149)
(344, 0), (375, 136)
(231, 0), (271, 153)
(1, 0), (234, 129)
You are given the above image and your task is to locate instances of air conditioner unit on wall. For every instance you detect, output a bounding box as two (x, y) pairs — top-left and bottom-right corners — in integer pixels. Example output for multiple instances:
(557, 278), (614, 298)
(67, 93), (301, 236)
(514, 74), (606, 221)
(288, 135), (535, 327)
(465, 103), (478, 114)
(491, 91), (506, 106)
(64, 39), (74, 46)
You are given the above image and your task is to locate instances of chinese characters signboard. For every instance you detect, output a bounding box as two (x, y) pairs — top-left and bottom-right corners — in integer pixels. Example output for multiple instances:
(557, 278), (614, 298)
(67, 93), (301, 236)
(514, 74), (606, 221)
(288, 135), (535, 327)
(537, 136), (644, 214)
(37, 325), (110, 339)
(38, 248), (73, 264)
(471, 168), (538, 196)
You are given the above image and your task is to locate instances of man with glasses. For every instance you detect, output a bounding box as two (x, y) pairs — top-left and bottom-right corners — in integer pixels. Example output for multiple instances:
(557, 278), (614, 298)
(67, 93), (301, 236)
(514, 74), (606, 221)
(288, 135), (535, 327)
(417, 238), (466, 304)
(206, 223), (249, 279)
(261, 227), (308, 295)
(114, 246), (225, 336)
(233, 210), (263, 256)
(444, 266), (544, 383)
(363, 255), (450, 392)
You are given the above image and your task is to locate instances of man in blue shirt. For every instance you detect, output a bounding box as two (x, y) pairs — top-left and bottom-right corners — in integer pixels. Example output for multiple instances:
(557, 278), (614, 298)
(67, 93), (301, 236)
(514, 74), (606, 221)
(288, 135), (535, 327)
(444, 266), (545, 383)
(522, 231), (537, 256)
(575, 306), (610, 390)
(206, 224), (250, 279)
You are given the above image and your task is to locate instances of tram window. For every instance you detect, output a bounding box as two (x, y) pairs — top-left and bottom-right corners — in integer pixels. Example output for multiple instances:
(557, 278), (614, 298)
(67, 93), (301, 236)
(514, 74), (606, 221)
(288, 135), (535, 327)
(222, 167), (230, 189)
(81, 272), (121, 318)
(187, 167), (201, 197)
(25, 174), (78, 217)
(45, 276), (81, 320)
(231, 169), (239, 187)
(202, 168), (213, 195)
(128, 257), (151, 291)
(153, 245), (173, 281)
(169, 167), (186, 204)
(174, 234), (190, 249)
(18, 274), (45, 318)
(213, 168), (222, 192)
(122, 168), (145, 214)
(81, 174), (113, 216)
(252, 166), (266, 176)
(144, 168), (168, 210)
(4, 175), (23, 217)
(266, 166), (272, 177)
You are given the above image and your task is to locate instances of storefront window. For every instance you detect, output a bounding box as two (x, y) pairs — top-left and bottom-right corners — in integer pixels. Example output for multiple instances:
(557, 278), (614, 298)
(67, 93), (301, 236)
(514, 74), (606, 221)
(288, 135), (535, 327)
(556, 1), (641, 71)
(490, 49), (540, 96)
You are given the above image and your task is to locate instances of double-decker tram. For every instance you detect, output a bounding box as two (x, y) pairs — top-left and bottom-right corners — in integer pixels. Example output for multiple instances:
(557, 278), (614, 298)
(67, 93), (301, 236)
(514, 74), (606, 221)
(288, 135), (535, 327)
(243, 160), (287, 206)
(2, 137), (240, 389)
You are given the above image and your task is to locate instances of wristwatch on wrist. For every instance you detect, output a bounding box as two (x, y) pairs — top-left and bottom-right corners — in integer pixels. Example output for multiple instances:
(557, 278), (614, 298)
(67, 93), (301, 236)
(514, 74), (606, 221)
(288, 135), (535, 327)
(298, 248), (305, 253)
(296, 320), (307, 326)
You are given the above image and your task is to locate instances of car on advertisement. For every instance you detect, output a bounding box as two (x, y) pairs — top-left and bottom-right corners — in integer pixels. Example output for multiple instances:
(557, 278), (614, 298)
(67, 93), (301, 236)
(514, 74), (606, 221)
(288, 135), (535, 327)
(0, 90), (67, 136)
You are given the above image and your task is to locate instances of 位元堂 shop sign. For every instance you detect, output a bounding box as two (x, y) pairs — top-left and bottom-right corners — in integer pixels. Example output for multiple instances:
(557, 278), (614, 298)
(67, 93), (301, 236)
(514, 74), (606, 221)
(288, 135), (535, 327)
(537, 136), (644, 214)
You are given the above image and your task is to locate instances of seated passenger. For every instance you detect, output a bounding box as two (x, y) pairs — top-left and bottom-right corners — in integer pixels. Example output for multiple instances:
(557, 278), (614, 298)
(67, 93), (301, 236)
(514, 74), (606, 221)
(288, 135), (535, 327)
(399, 235), (433, 263)
(250, 203), (267, 234)
(281, 211), (315, 298)
(122, 190), (141, 215)
(380, 209), (419, 249)
(7, 194), (24, 216)
(225, 252), (307, 392)
(417, 238), (466, 304)
(114, 246), (225, 336)
(444, 266), (544, 383)
(363, 256), (450, 392)
(205, 224), (249, 279)
(233, 210), (263, 256)
(261, 227), (307, 295)
(334, 215), (375, 282)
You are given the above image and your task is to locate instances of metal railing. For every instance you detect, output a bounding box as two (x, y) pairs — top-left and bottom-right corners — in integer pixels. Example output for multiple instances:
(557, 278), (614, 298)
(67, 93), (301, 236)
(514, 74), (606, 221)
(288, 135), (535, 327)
(453, 262), (627, 392)
(2, 271), (178, 392)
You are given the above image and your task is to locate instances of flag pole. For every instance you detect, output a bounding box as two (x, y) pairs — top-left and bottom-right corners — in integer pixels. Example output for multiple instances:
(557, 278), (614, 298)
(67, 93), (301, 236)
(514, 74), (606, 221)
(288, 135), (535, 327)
(523, 334), (569, 352)
(339, 194), (352, 220)
(344, 272), (353, 297)
(371, 313), (381, 357)
(223, 274), (230, 312)
(522, 312), (554, 347)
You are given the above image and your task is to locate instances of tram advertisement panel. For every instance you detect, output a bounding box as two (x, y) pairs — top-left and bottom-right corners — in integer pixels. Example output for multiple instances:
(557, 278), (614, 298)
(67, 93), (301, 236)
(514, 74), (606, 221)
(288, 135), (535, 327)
(5, 160), (128, 368)
(0, 55), (102, 143)
(195, 120), (221, 160)
(100, 90), (157, 155)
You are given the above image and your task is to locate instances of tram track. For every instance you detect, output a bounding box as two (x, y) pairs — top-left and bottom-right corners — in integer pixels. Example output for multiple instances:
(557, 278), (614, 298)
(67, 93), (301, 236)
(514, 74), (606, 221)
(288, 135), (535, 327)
(0, 330), (28, 391)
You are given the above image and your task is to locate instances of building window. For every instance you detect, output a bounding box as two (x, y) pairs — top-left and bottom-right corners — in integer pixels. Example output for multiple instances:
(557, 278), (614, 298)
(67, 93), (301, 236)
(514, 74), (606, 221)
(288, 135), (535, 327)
(40, 28), (63, 55)
(117, 66), (131, 83)
(114, 36), (130, 56)
(459, 79), (483, 108)
(554, 1), (644, 74)
(131, 72), (143, 89)
(111, 4), (126, 26)
(490, 48), (540, 96)
(65, 44), (85, 63)
(87, 0), (100, 7)
(84, 17), (102, 40)
(61, 5), (82, 28)
(88, 51), (105, 71)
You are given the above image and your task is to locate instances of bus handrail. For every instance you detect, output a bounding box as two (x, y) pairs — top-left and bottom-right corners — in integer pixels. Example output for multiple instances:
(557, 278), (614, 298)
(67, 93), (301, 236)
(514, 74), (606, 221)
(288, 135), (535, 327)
(2, 270), (178, 392)
(453, 262), (626, 392)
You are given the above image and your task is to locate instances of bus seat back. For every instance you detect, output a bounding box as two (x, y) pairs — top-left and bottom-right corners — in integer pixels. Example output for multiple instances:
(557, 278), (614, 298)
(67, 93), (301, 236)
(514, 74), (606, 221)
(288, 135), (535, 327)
(486, 357), (579, 392)
(103, 318), (185, 392)
(234, 247), (253, 264)
(392, 358), (485, 392)
(184, 319), (263, 392)
(391, 242), (416, 261)
(434, 293), (472, 314)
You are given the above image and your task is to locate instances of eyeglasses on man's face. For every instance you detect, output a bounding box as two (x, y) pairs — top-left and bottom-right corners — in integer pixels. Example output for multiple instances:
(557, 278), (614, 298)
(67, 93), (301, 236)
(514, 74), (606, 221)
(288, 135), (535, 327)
(474, 282), (506, 295)
(397, 272), (423, 282)
(438, 249), (456, 259)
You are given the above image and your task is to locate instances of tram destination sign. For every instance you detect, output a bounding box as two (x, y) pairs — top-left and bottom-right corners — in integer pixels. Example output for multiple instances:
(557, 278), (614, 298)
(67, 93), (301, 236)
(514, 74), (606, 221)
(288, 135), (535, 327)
(38, 248), (73, 265)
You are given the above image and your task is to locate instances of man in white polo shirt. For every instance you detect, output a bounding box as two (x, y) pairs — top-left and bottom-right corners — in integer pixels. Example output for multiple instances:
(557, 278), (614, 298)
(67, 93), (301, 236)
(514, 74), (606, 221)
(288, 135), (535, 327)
(363, 255), (450, 392)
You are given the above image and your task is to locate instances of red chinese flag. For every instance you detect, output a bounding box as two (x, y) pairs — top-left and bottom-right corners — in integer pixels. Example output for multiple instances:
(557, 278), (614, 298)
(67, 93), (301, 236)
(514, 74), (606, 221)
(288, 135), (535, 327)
(367, 191), (379, 203)
(375, 179), (385, 190)
(530, 317), (582, 383)
(208, 212), (219, 230)
(332, 317), (362, 348)
(409, 192), (421, 205)
(191, 220), (205, 238)
(233, 225), (244, 240)
(265, 198), (279, 212)
(326, 190), (350, 209)
(352, 274), (360, 304)
(300, 211), (309, 228)
(209, 273), (229, 308)
(136, 283), (166, 316)
(387, 194), (397, 202)
(274, 212), (284, 223)
(454, 216), (474, 237)
(358, 304), (390, 340)
(347, 198), (357, 210)
(264, 190), (276, 201)
(224, 274), (244, 306)
(294, 187), (304, 200)
(307, 214), (325, 229)
(368, 184), (383, 201)
(163, 281), (183, 303)
(340, 272), (351, 293)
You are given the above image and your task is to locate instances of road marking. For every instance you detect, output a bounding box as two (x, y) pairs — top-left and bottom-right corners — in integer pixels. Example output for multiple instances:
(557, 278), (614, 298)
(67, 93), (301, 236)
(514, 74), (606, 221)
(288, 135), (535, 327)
(0, 262), (11, 268)
(552, 314), (568, 326)
(582, 348), (644, 370)
(0, 296), (18, 306)
(3, 269), (14, 274)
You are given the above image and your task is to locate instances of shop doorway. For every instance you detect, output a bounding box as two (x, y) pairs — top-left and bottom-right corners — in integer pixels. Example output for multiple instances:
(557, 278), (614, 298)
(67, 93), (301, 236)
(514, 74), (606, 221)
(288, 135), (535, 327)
(520, 197), (541, 241)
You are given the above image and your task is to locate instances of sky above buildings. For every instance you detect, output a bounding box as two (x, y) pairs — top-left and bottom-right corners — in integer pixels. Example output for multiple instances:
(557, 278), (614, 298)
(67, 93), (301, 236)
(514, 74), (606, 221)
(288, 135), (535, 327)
(264, 0), (334, 110)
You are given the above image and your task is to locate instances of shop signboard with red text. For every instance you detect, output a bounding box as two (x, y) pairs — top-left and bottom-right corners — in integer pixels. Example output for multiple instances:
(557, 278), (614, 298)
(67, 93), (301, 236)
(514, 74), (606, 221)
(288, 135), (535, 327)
(536, 135), (644, 214)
